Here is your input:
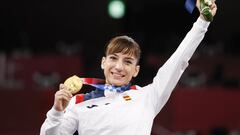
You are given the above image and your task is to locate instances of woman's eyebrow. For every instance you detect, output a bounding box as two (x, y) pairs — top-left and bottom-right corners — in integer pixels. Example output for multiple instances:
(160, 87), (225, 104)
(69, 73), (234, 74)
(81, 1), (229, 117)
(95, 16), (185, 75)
(124, 57), (135, 61)
(109, 54), (118, 57)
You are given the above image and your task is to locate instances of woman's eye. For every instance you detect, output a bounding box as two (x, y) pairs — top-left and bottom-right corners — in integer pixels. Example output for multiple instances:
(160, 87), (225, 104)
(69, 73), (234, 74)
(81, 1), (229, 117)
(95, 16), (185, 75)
(125, 61), (133, 65)
(109, 56), (117, 60)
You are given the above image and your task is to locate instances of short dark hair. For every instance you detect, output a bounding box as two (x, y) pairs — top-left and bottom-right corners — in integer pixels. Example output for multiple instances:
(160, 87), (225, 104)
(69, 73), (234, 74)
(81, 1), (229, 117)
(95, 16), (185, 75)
(105, 35), (141, 64)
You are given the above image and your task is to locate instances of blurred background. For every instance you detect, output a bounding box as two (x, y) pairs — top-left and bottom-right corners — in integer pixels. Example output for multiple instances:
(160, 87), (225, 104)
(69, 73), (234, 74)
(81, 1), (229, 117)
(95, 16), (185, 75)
(0, 0), (240, 135)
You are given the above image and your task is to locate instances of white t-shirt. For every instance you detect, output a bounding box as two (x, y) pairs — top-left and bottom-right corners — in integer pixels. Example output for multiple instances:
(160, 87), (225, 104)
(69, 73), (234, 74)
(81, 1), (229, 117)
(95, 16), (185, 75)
(40, 17), (210, 135)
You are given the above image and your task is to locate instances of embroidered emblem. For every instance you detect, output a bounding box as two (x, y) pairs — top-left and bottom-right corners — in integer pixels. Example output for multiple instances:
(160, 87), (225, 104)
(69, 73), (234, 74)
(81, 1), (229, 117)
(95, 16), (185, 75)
(123, 95), (131, 101)
(87, 104), (98, 109)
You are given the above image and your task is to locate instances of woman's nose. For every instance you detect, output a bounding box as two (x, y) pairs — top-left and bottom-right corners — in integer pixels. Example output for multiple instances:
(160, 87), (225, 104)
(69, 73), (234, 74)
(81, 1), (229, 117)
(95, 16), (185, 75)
(115, 61), (124, 70)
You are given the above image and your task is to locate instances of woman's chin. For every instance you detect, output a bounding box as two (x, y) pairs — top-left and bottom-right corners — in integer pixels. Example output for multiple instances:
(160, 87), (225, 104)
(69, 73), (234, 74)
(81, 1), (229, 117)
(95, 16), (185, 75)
(109, 80), (126, 86)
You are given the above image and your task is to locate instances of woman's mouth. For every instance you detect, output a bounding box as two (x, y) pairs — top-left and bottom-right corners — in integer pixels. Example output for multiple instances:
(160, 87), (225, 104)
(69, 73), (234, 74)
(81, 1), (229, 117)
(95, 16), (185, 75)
(111, 72), (125, 78)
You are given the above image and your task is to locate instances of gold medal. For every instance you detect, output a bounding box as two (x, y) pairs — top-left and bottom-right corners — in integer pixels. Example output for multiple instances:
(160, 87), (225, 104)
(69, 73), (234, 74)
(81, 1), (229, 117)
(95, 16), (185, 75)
(64, 75), (83, 94)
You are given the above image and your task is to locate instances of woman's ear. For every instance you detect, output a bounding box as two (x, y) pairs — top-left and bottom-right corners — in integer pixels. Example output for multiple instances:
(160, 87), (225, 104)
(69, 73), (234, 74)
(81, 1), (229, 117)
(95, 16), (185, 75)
(101, 57), (106, 69)
(133, 65), (140, 77)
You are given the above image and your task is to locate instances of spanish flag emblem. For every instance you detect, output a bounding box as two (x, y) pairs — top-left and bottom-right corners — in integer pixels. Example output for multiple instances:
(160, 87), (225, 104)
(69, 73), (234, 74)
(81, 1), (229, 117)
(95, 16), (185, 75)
(123, 95), (131, 101)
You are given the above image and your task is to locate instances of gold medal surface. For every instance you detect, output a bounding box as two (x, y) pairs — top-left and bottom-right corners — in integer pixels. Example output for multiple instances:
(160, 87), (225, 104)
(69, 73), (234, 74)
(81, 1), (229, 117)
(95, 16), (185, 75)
(64, 75), (83, 94)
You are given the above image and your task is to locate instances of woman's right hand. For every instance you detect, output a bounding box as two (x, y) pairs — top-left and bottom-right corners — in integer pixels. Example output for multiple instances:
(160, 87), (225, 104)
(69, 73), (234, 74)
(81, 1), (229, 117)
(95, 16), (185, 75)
(53, 84), (73, 112)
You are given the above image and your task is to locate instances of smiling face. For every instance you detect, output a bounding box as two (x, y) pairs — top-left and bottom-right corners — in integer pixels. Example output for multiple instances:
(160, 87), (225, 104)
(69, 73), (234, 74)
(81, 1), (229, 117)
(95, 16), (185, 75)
(101, 35), (141, 86)
(101, 53), (140, 86)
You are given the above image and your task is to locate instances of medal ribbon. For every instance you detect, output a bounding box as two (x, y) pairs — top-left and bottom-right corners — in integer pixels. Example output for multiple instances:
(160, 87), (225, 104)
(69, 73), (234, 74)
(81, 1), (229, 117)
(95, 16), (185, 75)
(81, 78), (137, 92)
(75, 78), (137, 104)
